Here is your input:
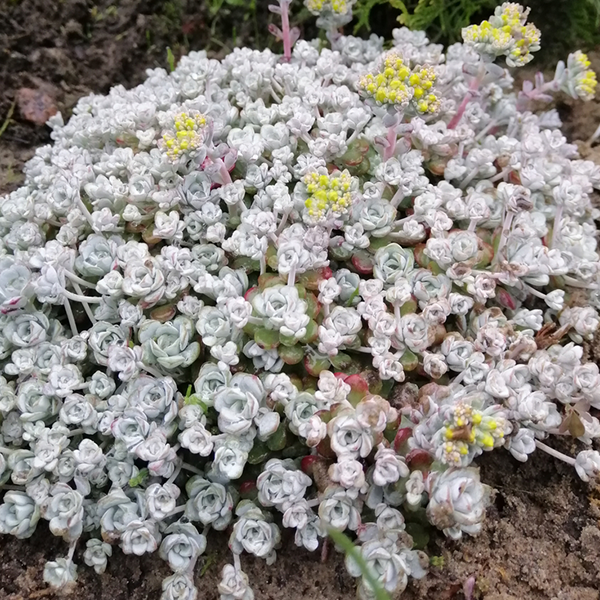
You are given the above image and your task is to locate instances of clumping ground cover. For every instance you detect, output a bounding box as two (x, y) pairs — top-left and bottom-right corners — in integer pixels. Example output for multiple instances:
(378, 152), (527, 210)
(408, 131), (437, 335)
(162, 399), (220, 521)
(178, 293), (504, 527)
(2, 2), (600, 600)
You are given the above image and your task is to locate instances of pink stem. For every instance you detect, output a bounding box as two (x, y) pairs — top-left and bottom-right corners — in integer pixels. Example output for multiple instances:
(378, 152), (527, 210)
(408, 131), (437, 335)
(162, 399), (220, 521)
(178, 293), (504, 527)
(516, 80), (558, 111)
(219, 161), (232, 185)
(383, 125), (397, 161)
(281, 1), (292, 62)
(448, 79), (479, 129)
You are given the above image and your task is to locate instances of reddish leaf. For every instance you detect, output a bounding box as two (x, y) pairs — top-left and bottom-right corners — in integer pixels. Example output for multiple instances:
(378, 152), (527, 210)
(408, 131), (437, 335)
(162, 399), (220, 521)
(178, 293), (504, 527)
(393, 427), (413, 452)
(239, 480), (257, 495)
(316, 436), (336, 459)
(406, 449), (433, 468)
(301, 455), (323, 475)
(496, 287), (518, 310)
(345, 374), (369, 395)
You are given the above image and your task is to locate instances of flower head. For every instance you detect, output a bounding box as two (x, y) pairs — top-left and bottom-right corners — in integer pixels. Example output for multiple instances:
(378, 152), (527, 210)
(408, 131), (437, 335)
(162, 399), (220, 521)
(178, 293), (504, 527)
(303, 169), (355, 224)
(560, 51), (597, 101)
(359, 52), (439, 113)
(161, 110), (208, 160)
(462, 3), (541, 66)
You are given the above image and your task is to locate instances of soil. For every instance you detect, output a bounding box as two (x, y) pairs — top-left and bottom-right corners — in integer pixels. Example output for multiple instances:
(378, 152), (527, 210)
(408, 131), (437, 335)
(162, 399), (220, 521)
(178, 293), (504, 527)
(2, 1), (600, 599)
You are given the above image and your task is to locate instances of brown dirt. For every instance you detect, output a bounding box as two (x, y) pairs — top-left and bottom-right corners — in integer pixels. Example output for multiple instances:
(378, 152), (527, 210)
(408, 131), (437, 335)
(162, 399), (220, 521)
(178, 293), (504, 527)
(2, 1), (600, 599)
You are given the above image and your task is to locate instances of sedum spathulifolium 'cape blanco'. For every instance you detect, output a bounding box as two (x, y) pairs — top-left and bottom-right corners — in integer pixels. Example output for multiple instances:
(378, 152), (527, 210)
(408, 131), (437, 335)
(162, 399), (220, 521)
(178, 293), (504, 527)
(0, 2), (599, 598)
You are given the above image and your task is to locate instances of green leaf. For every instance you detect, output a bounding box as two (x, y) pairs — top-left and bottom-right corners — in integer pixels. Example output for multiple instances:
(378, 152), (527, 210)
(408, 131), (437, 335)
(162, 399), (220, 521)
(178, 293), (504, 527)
(327, 528), (391, 600)
(330, 243), (353, 261)
(254, 327), (280, 350)
(400, 349), (419, 371)
(184, 394), (209, 412)
(400, 299), (418, 315)
(329, 352), (353, 370)
(344, 285), (360, 306)
(207, 0), (226, 16)
(428, 261), (444, 275)
(199, 553), (216, 577)
(306, 293), (320, 319)
(266, 245), (278, 270)
(281, 440), (309, 459)
(352, 0), (392, 33)
(380, 378), (395, 399)
(247, 440), (270, 465)
(351, 156), (370, 176)
(369, 236), (393, 251)
(258, 273), (285, 289)
(414, 244), (431, 268)
(299, 319), (319, 344)
(243, 320), (259, 337)
(279, 331), (299, 347)
(278, 344), (305, 365)
(352, 249), (374, 275)
(232, 256), (261, 272)
(166, 47), (175, 72)
(129, 468), (149, 488)
(294, 284), (307, 299)
(266, 422), (288, 451)
(304, 354), (330, 377)
(340, 146), (365, 167)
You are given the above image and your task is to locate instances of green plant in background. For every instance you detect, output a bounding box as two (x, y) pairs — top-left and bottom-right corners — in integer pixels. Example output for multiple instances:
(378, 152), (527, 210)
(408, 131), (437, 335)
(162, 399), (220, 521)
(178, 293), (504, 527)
(166, 47), (176, 72)
(351, 0), (600, 59)
(352, 0), (496, 41)
(207, 0), (260, 51)
(531, 0), (600, 59)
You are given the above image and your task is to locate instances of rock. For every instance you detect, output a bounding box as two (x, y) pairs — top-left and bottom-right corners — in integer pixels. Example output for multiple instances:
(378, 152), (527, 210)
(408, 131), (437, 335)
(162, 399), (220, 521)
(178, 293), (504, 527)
(16, 87), (58, 126)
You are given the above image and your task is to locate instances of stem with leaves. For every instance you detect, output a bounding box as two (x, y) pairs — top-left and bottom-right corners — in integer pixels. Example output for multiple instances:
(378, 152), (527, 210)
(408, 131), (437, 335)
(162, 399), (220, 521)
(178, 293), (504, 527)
(268, 1), (300, 62)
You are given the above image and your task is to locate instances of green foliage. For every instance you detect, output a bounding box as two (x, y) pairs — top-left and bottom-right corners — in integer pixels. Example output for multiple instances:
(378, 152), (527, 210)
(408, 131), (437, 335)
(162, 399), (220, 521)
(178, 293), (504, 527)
(398, 0), (497, 41)
(352, 0), (392, 33)
(199, 553), (216, 577)
(529, 0), (600, 59)
(128, 468), (149, 487)
(0, 99), (16, 140)
(166, 47), (176, 72)
(353, 0), (600, 56)
(354, 0), (497, 42)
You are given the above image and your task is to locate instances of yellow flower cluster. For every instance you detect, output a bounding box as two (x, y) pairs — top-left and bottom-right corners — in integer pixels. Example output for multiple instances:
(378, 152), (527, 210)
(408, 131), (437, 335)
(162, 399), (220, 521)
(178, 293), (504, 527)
(462, 21), (512, 54)
(571, 51), (597, 101)
(305, 0), (350, 14)
(162, 111), (207, 160)
(462, 2), (541, 67)
(441, 402), (504, 466)
(358, 53), (439, 114)
(506, 23), (541, 67)
(303, 170), (354, 223)
(492, 2), (528, 27)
